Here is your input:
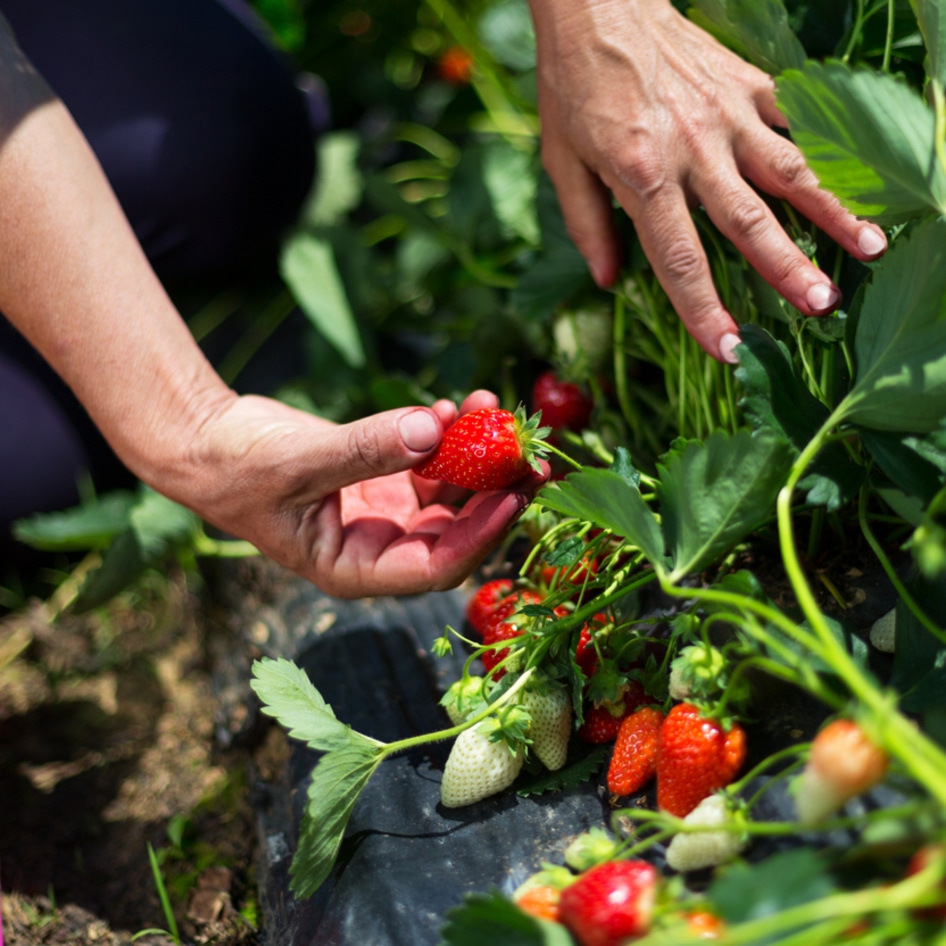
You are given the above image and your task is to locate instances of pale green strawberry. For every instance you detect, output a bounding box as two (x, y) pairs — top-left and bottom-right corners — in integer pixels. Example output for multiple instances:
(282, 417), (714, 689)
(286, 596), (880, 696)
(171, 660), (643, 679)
(440, 722), (524, 808)
(665, 794), (748, 872)
(520, 682), (572, 771)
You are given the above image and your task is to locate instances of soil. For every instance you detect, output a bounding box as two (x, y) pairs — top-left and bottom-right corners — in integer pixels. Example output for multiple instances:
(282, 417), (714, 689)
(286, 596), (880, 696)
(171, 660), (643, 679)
(0, 565), (271, 946)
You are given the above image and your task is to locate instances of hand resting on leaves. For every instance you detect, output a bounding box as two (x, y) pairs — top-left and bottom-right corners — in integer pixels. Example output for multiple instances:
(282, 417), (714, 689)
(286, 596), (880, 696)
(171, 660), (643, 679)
(527, 0), (888, 362)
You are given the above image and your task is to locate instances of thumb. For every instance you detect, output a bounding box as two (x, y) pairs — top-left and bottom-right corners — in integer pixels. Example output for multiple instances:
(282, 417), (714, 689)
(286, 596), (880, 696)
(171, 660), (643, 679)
(310, 407), (442, 495)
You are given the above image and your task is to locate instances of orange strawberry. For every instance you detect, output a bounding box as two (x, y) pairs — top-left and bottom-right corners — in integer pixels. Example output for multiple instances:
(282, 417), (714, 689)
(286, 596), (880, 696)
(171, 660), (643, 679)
(436, 45), (473, 85)
(607, 706), (665, 797)
(514, 884), (562, 922)
(415, 406), (549, 491)
(656, 703), (747, 818)
(794, 719), (888, 824)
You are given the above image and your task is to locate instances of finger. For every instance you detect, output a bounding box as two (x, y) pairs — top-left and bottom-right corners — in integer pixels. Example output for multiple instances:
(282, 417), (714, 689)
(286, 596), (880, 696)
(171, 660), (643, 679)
(694, 164), (843, 318)
(300, 407), (444, 499)
(543, 130), (623, 287)
(613, 181), (740, 361)
(739, 126), (887, 262)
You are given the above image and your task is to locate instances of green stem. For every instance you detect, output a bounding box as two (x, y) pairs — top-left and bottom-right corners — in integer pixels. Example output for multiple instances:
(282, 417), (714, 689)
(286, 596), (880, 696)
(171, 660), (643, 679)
(376, 668), (536, 760)
(192, 531), (259, 559)
(881, 0), (895, 72)
(858, 484), (946, 645)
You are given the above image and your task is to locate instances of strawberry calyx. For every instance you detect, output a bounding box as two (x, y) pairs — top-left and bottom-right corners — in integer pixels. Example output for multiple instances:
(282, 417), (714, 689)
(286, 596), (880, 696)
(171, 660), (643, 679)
(513, 403), (553, 475)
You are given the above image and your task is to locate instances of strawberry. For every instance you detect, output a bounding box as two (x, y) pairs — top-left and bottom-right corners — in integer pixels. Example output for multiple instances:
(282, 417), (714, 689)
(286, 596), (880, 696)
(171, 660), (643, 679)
(664, 794), (748, 872)
(531, 370), (594, 433)
(514, 885), (562, 922)
(685, 910), (725, 939)
(440, 674), (486, 725)
(607, 706), (665, 797)
(558, 860), (659, 946)
(520, 682), (572, 771)
(465, 577), (515, 637)
(906, 843), (946, 920)
(415, 406), (549, 491)
(440, 721), (524, 808)
(656, 703), (747, 818)
(480, 589), (547, 679)
(794, 719), (889, 825)
(577, 681), (650, 744)
(869, 608), (896, 653)
(436, 45), (473, 85)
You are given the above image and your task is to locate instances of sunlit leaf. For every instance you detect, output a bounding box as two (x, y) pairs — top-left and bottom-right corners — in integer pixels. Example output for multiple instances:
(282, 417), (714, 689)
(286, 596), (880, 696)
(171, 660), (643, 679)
(689, 0), (806, 74)
(536, 470), (665, 569)
(280, 231), (366, 367)
(658, 429), (794, 581)
(251, 657), (368, 752)
(842, 217), (946, 432)
(777, 61), (946, 223)
(483, 140), (539, 245)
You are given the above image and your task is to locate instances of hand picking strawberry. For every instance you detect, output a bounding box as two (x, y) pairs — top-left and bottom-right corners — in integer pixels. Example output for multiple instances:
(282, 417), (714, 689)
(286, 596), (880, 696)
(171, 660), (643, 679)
(415, 405), (550, 491)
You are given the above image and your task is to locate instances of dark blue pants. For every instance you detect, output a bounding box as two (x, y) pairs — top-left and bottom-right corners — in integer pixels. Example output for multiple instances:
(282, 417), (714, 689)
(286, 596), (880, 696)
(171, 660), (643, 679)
(0, 0), (318, 540)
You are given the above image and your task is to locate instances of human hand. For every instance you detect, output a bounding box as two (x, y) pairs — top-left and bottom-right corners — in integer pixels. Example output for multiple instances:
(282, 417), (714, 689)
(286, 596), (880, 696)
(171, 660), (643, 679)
(170, 389), (544, 598)
(527, 0), (888, 362)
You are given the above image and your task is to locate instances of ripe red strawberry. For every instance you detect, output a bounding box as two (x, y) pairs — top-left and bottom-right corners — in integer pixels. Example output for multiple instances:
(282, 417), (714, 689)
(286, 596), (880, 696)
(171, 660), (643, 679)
(558, 860), (659, 946)
(480, 590), (547, 679)
(415, 406), (549, 491)
(531, 370), (594, 433)
(607, 706), (665, 797)
(577, 681), (650, 744)
(575, 624), (599, 679)
(656, 703), (747, 818)
(465, 578), (514, 637)
(794, 719), (889, 825)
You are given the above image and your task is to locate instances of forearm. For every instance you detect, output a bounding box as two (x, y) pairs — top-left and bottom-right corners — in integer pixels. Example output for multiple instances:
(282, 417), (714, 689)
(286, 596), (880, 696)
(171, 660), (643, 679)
(0, 23), (233, 499)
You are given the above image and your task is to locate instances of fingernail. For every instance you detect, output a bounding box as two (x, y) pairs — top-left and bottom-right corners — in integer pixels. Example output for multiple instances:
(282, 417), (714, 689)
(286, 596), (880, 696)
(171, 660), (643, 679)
(718, 332), (741, 365)
(399, 410), (440, 453)
(806, 282), (841, 313)
(858, 226), (886, 258)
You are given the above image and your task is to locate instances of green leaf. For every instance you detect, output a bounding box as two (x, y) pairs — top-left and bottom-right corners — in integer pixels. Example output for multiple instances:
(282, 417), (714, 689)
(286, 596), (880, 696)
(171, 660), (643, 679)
(735, 324), (863, 510)
(482, 140), (539, 246)
(536, 469), (665, 568)
(776, 61), (946, 223)
(842, 217), (946, 432)
(129, 489), (199, 560)
(478, 0), (536, 72)
(303, 131), (363, 228)
(658, 430), (794, 581)
(250, 657), (368, 752)
(913, 0), (946, 87)
(862, 429), (946, 505)
(73, 530), (147, 613)
(289, 742), (382, 898)
(439, 891), (573, 946)
(12, 490), (137, 551)
(709, 848), (836, 928)
(280, 231), (365, 367)
(688, 0), (806, 74)
(515, 744), (609, 797)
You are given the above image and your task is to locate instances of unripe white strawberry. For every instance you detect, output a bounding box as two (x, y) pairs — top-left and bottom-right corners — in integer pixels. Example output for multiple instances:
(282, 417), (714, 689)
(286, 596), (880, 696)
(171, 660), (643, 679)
(794, 719), (889, 825)
(440, 675), (486, 725)
(440, 722), (524, 808)
(520, 683), (572, 771)
(869, 608), (896, 653)
(665, 794), (748, 872)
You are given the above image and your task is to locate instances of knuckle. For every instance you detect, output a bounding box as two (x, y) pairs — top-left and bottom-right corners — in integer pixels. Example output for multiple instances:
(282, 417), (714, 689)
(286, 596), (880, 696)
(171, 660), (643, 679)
(768, 146), (811, 192)
(347, 425), (386, 474)
(727, 194), (770, 241)
(613, 138), (668, 198)
(661, 239), (706, 285)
